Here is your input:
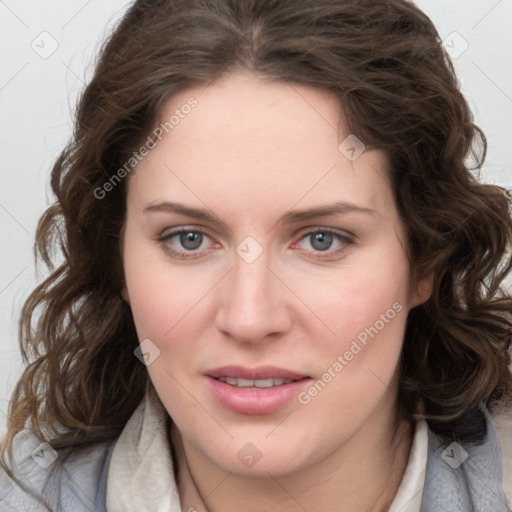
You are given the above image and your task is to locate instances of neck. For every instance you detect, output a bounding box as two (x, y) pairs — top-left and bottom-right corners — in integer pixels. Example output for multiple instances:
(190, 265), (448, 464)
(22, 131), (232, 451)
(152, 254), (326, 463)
(171, 399), (413, 512)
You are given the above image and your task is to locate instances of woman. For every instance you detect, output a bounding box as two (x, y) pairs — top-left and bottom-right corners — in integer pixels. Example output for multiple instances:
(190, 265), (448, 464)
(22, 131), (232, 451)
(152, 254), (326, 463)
(1, 0), (511, 510)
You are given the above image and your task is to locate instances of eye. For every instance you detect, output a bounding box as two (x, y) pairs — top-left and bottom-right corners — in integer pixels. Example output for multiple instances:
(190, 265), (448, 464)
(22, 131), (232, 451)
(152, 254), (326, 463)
(294, 229), (353, 259)
(174, 230), (204, 250)
(157, 228), (216, 258)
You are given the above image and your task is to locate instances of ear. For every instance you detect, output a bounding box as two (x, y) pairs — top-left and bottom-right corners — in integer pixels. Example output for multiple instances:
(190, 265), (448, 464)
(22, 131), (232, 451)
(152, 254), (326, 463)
(121, 286), (130, 304)
(409, 272), (434, 309)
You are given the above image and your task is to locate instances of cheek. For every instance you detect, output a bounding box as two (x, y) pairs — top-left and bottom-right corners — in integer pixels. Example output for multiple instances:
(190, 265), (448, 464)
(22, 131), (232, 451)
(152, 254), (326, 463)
(291, 248), (410, 422)
(295, 295), (408, 441)
(288, 242), (411, 355)
(122, 226), (214, 345)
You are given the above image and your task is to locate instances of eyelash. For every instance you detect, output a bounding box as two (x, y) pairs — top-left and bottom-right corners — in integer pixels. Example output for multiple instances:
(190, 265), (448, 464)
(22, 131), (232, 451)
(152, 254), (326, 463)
(157, 227), (354, 261)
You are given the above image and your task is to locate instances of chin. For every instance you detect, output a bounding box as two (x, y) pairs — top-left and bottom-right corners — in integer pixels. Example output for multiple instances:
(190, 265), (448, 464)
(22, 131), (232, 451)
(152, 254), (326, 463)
(199, 433), (318, 478)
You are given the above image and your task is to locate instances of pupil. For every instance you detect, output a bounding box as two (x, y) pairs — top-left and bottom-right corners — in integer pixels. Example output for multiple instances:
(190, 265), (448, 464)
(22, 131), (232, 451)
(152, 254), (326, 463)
(181, 232), (202, 250)
(312, 232), (332, 251)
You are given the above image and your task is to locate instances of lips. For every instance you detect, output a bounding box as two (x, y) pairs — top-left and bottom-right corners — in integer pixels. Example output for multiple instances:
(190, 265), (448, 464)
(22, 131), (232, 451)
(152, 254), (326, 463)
(205, 365), (311, 415)
(217, 377), (296, 388)
(206, 365), (308, 381)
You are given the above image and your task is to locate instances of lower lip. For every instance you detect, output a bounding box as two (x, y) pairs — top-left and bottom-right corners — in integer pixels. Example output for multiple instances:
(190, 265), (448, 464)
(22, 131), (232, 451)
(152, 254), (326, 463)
(206, 376), (311, 415)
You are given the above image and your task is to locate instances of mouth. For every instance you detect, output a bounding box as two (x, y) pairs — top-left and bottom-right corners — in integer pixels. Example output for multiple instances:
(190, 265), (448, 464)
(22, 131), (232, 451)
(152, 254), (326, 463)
(205, 365), (312, 415)
(206, 365), (308, 381)
(215, 376), (305, 388)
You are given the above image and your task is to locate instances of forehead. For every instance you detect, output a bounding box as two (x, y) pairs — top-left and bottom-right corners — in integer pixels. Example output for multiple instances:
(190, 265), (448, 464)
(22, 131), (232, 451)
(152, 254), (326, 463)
(157, 72), (344, 164)
(129, 72), (392, 218)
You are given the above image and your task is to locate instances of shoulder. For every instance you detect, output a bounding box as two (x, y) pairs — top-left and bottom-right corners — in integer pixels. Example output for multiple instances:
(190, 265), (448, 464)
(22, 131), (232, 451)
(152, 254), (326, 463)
(0, 430), (117, 511)
(491, 404), (512, 508)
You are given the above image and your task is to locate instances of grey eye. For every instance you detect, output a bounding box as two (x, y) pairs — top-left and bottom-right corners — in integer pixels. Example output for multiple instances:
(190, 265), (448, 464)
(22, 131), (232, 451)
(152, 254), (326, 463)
(309, 232), (334, 251)
(178, 231), (203, 250)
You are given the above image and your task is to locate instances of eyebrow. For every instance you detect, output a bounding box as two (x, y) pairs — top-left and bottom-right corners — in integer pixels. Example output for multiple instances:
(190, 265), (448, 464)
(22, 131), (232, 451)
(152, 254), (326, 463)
(143, 200), (378, 225)
(280, 202), (378, 223)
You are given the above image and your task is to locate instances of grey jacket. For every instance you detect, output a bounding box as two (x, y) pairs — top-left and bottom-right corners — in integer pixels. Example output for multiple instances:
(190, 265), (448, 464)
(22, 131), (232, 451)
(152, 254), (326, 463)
(0, 408), (510, 511)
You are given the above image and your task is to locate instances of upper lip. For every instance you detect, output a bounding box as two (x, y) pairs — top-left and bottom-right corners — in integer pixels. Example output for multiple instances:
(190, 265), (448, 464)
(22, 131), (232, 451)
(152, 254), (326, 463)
(206, 365), (308, 380)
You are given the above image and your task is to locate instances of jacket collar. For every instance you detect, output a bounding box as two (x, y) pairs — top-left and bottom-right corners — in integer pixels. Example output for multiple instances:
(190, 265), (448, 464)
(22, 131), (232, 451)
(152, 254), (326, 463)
(420, 407), (508, 511)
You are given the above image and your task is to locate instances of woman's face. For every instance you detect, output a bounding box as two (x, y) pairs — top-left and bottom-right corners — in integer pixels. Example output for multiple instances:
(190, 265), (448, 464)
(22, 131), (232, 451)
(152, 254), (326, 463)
(121, 72), (430, 476)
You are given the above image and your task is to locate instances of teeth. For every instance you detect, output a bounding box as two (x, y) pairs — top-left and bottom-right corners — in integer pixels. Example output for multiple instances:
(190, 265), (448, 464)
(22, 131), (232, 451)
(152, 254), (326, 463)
(217, 377), (294, 388)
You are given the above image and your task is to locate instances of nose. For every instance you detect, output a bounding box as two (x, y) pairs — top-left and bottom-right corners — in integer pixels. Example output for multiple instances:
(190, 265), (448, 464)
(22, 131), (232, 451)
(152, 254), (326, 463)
(215, 246), (292, 345)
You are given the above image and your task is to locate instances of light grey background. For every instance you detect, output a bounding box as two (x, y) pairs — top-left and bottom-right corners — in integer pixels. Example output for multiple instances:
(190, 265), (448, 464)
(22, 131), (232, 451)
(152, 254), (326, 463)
(1, 0), (511, 435)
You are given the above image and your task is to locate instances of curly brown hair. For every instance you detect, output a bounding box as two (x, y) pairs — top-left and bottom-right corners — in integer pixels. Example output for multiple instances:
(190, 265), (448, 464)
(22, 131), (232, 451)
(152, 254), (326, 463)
(2, 0), (512, 476)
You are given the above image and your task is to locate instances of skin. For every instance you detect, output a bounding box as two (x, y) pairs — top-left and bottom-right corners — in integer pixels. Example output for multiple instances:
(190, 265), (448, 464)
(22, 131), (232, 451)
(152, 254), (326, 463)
(121, 72), (432, 512)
